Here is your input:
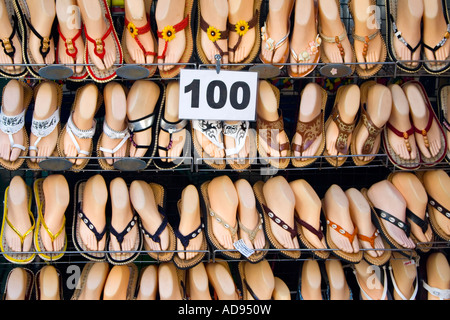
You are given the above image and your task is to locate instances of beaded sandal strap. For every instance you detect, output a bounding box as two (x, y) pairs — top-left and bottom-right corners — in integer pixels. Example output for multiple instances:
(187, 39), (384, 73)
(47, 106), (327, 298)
(386, 121), (415, 154)
(238, 212), (263, 242)
(319, 26), (347, 58)
(390, 14), (421, 55)
(352, 29), (379, 59)
(109, 214), (139, 250)
(77, 201), (107, 243)
(412, 108), (434, 150)
(140, 205), (168, 243)
(422, 24), (450, 60)
(261, 203), (297, 239)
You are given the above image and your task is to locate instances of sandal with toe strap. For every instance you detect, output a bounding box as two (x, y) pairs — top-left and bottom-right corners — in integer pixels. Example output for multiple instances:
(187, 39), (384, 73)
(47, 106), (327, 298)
(260, 19), (291, 67)
(295, 213), (329, 260)
(289, 34), (321, 78)
(223, 120), (256, 171)
(155, 117), (189, 170)
(325, 217), (363, 263)
(97, 121), (130, 170)
(192, 119), (225, 170)
(173, 214), (206, 270)
(107, 213), (142, 265)
(357, 228), (391, 266)
(56, 23), (88, 81)
(237, 210), (269, 263)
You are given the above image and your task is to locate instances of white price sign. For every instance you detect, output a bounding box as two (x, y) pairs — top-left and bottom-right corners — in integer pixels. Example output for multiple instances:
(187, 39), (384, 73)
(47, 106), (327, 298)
(178, 69), (258, 121)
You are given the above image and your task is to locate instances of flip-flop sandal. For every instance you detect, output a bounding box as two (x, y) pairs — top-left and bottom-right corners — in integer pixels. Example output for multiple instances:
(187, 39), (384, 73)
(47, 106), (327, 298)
(259, 1), (293, 68)
(127, 83), (164, 170)
(361, 188), (418, 259)
(357, 227), (391, 266)
(200, 180), (241, 260)
(32, 178), (67, 262)
(256, 83), (291, 170)
(323, 213), (363, 264)
(422, 0), (450, 75)
(2, 267), (34, 300)
(237, 207), (269, 264)
(289, 34), (321, 78)
(13, 0), (56, 79)
(27, 81), (63, 170)
(227, 0), (262, 71)
(324, 85), (358, 167)
(252, 180), (301, 260)
(34, 266), (64, 300)
(438, 84), (450, 164)
(57, 85), (103, 172)
(351, 81), (385, 166)
(156, 0), (194, 79)
(96, 118), (131, 171)
(140, 183), (176, 262)
(318, 0), (356, 75)
(0, 81), (32, 171)
(348, 0), (387, 79)
(55, 18), (88, 81)
(388, 254), (419, 300)
(0, 183), (35, 265)
(223, 120), (257, 171)
(237, 260), (274, 300)
(83, 0), (123, 83)
(387, 172), (433, 253)
(70, 262), (109, 300)
(403, 80), (448, 167)
(352, 263), (391, 300)
(106, 210), (142, 266)
(72, 180), (107, 262)
(121, 0), (157, 78)
(416, 172), (450, 242)
(153, 85), (191, 170)
(195, 0), (229, 66)
(0, 1), (27, 79)
(382, 118), (421, 171)
(291, 85), (327, 168)
(173, 196), (208, 270)
(294, 211), (329, 260)
(191, 119), (226, 170)
(385, 0), (422, 73)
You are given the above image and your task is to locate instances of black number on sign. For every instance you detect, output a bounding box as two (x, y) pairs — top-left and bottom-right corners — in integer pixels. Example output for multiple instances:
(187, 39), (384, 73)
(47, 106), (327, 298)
(207, 80), (227, 109)
(230, 82), (250, 110)
(184, 79), (200, 109)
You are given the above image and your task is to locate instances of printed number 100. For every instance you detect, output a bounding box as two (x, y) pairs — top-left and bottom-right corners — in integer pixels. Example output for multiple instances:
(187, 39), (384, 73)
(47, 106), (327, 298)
(184, 79), (251, 110)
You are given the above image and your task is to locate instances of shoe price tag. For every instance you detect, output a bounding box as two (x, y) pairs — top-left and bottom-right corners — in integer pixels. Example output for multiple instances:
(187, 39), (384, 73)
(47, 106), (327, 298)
(233, 239), (255, 258)
(178, 69), (258, 122)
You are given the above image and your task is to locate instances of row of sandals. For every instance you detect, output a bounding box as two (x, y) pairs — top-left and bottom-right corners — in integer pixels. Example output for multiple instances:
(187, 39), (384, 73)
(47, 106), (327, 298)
(1, 170), (449, 299)
(3, 251), (450, 300)
(1, 0), (449, 83)
(0, 77), (448, 171)
(1, 169), (449, 266)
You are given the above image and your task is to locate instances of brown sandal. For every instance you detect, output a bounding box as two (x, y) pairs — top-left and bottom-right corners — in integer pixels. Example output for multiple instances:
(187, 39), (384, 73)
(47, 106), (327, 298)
(257, 110), (291, 169)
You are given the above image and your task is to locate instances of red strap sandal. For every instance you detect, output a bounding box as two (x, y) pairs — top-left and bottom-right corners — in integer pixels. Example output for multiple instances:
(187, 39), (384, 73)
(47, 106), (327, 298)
(124, 15), (157, 58)
(157, 15), (190, 60)
(57, 24), (82, 60)
(84, 12), (114, 61)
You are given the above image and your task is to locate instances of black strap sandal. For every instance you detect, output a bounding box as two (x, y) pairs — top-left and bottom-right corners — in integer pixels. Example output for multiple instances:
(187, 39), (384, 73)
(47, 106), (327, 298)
(128, 111), (157, 150)
(405, 207), (429, 234)
(109, 214), (139, 251)
(158, 118), (188, 153)
(140, 205), (169, 244)
(24, 16), (53, 60)
(77, 202), (107, 245)
(173, 220), (204, 250)
(0, 15), (18, 62)
(374, 207), (411, 236)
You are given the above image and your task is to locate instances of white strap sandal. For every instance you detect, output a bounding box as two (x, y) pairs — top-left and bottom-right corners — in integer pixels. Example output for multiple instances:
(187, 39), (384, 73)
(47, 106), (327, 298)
(261, 21), (290, 53)
(422, 281), (450, 300)
(99, 121), (130, 155)
(223, 121), (249, 157)
(353, 265), (389, 300)
(29, 108), (60, 153)
(66, 112), (96, 157)
(388, 264), (419, 300)
(192, 120), (224, 151)
(0, 109), (27, 152)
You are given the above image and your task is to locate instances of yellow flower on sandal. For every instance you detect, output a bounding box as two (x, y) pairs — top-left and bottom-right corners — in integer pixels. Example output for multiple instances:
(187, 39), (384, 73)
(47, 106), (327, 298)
(207, 26), (221, 42)
(127, 21), (139, 38)
(235, 20), (249, 37)
(161, 25), (177, 42)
